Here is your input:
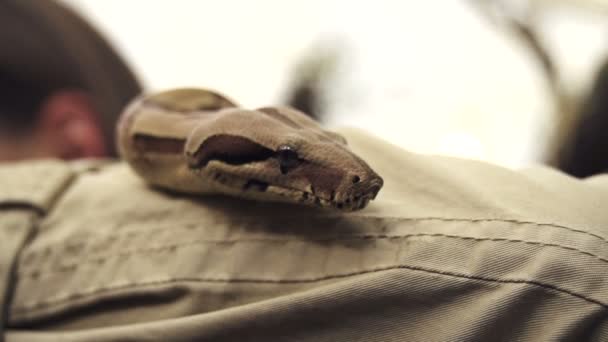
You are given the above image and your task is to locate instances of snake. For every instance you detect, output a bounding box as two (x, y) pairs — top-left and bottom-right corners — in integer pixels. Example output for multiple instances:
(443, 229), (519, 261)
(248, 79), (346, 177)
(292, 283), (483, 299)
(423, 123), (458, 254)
(117, 88), (383, 211)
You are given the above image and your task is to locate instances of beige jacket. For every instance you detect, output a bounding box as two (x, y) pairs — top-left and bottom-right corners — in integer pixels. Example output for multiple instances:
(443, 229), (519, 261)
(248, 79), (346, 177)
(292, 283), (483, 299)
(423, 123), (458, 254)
(1, 129), (607, 341)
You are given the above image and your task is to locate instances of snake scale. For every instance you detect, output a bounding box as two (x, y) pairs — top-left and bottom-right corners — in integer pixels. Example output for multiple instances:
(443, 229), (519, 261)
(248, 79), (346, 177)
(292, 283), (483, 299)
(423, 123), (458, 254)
(117, 88), (383, 211)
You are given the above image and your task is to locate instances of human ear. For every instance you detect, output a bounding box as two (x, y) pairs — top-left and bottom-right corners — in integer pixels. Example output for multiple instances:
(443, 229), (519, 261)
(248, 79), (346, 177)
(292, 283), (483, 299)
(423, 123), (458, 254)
(36, 89), (106, 159)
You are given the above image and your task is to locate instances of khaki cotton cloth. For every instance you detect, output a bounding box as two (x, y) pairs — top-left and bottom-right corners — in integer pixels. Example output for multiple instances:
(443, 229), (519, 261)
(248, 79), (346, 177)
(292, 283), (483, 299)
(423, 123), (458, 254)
(1, 129), (607, 341)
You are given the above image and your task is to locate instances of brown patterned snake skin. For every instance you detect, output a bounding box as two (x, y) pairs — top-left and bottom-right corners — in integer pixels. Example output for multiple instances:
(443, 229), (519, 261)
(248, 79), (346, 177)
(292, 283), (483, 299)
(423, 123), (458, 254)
(117, 88), (383, 211)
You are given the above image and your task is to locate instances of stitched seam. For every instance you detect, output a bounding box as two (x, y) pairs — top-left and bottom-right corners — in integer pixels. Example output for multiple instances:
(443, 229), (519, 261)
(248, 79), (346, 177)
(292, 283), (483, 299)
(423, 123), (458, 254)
(20, 232), (608, 278)
(13, 263), (608, 314)
(369, 216), (608, 244)
(0, 166), (75, 215)
(30, 216), (608, 256)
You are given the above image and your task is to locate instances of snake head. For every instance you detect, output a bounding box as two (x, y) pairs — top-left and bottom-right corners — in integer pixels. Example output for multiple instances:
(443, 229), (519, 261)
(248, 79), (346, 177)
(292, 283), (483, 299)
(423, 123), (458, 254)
(185, 107), (383, 211)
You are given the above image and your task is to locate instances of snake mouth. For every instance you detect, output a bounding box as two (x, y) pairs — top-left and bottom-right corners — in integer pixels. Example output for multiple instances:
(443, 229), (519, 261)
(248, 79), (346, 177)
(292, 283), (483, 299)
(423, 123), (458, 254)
(206, 171), (377, 211)
(263, 185), (376, 211)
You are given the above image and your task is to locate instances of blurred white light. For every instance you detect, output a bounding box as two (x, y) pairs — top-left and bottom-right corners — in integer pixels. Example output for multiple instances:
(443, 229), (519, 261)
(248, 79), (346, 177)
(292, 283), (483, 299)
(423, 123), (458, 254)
(437, 132), (486, 160)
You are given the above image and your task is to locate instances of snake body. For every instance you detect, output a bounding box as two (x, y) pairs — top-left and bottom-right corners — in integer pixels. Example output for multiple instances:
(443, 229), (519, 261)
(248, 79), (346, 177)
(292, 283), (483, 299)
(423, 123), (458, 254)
(117, 88), (383, 211)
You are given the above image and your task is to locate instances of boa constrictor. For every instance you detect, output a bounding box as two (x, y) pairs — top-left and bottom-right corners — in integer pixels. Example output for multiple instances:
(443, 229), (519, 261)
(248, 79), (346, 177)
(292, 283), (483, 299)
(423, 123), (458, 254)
(117, 88), (383, 211)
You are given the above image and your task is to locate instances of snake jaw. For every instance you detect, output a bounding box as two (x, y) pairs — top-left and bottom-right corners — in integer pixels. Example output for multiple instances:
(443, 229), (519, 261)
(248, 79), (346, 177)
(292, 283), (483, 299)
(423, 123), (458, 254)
(196, 160), (383, 211)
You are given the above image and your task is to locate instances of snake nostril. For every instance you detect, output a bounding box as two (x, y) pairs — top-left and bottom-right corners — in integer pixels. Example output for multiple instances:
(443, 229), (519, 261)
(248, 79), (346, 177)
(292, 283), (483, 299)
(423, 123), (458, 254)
(352, 175), (361, 184)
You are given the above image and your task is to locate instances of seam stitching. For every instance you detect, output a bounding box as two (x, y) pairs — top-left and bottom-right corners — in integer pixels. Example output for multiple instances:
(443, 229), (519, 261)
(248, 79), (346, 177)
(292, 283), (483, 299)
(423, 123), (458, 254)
(374, 216), (608, 244)
(30, 216), (608, 256)
(13, 263), (608, 314)
(20, 232), (608, 278)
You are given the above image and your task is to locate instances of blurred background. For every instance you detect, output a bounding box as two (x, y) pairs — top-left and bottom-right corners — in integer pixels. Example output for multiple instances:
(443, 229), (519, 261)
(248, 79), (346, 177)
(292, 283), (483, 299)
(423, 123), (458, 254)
(3, 0), (608, 174)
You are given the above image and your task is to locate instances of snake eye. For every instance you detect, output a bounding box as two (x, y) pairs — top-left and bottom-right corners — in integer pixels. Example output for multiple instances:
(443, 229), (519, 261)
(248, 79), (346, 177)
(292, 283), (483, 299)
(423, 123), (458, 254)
(277, 145), (299, 174)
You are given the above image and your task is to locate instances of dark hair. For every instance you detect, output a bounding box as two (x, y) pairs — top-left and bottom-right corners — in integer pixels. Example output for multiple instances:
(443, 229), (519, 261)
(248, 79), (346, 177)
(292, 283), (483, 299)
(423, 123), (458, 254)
(0, 0), (142, 155)
(0, 71), (50, 133)
(558, 60), (608, 177)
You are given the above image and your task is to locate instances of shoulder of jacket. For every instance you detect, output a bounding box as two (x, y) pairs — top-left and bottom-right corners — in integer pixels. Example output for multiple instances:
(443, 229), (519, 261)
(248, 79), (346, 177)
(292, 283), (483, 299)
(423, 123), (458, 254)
(0, 159), (114, 214)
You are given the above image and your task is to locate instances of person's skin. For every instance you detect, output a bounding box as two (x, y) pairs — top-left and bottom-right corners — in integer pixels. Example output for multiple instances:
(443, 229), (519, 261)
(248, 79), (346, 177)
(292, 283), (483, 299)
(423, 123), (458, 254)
(0, 89), (107, 161)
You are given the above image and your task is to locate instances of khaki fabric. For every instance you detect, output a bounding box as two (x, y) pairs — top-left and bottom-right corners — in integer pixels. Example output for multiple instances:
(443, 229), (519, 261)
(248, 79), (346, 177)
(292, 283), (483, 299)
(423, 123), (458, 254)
(2, 129), (608, 341)
(0, 160), (74, 341)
